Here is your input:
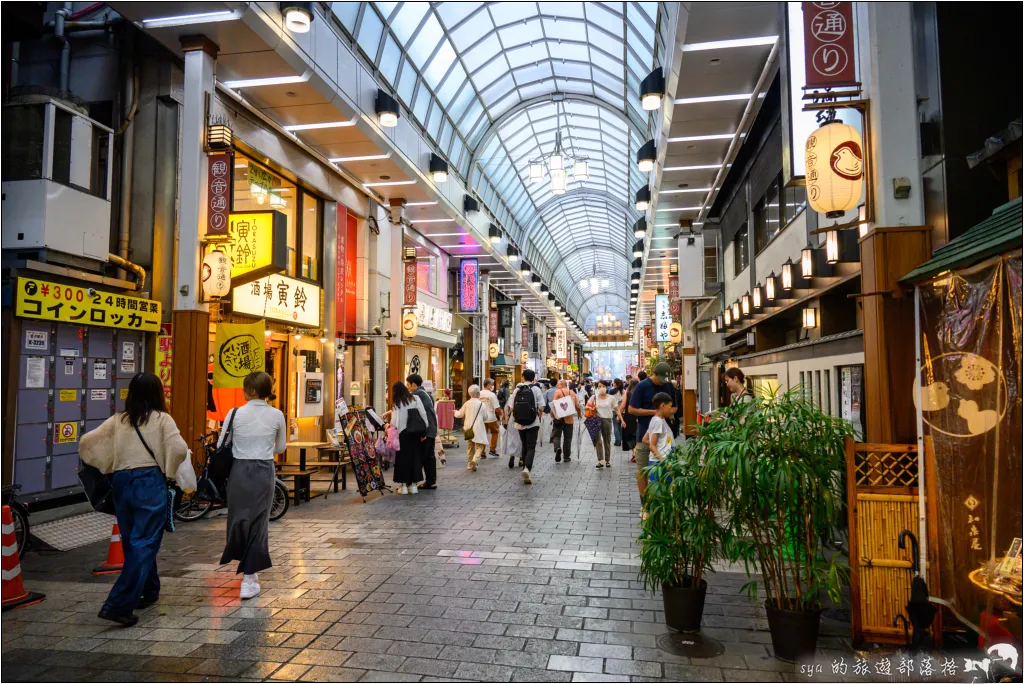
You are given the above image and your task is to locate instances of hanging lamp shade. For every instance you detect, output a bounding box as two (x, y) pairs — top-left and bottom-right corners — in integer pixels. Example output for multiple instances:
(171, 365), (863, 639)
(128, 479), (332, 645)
(488, 224), (502, 244)
(826, 229), (841, 264)
(463, 195), (479, 214)
(801, 244), (815, 278)
(631, 271), (640, 284)
(765, 272), (777, 302)
(574, 159), (589, 180)
(550, 168), (567, 195)
(429, 153), (448, 182)
(640, 67), (666, 111)
(281, 1), (313, 33)
(805, 121), (864, 218)
(781, 259), (794, 290)
(520, 261), (531, 276)
(374, 89), (399, 127)
(635, 186), (651, 212)
(529, 162), (544, 182)
(637, 139), (656, 173)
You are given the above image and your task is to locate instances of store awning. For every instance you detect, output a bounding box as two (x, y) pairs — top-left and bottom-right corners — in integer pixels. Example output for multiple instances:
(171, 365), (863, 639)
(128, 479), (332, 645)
(901, 197), (1022, 284)
(408, 326), (458, 349)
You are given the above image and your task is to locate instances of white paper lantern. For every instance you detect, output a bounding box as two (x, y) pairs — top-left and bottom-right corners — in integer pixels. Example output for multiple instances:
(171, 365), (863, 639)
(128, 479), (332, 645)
(805, 121), (864, 218)
(201, 250), (231, 298)
(401, 312), (418, 339)
(488, 342), (499, 359)
(668, 322), (684, 345)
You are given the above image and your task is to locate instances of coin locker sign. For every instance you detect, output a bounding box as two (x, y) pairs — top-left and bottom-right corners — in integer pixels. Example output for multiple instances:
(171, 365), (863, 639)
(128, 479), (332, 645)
(16, 278), (161, 332)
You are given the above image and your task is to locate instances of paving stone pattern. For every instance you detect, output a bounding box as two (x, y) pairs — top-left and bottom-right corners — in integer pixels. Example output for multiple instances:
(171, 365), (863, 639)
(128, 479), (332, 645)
(3, 440), (852, 682)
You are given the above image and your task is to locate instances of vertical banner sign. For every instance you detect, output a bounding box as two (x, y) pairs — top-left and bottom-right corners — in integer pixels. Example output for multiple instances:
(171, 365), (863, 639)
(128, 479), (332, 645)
(645, 325), (654, 350)
(498, 303), (514, 331)
(403, 259), (418, 307)
(802, 2), (857, 88)
(668, 274), (681, 317)
(156, 324), (173, 407)
(213, 320), (266, 388)
(489, 309), (499, 341)
(655, 294), (671, 342)
(345, 213), (358, 334)
(207, 154), (232, 237)
(556, 328), (567, 360)
(459, 258), (479, 312)
(335, 210), (347, 334)
(521, 324), (529, 352)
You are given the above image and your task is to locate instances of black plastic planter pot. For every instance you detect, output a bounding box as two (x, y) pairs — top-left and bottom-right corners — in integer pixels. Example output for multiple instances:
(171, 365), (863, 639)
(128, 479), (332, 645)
(764, 600), (822, 662)
(662, 579), (707, 633)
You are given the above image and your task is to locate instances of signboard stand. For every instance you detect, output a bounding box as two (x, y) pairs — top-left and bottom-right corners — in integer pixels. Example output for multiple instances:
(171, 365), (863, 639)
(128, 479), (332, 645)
(341, 409), (389, 502)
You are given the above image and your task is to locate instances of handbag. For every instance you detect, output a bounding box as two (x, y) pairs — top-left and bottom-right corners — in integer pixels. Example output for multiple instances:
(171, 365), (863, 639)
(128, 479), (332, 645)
(134, 425), (176, 533)
(79, 462), (115, 515)
(404, 402), (427, 436)
(208, 407), (238, 486)
(464, 403), (481, 442)
(551, 394), (576, 420)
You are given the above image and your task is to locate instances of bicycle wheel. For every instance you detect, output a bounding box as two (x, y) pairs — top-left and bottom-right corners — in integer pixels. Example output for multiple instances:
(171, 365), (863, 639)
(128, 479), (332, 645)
(174, 489), (214, 521)
(11, 505), (29, 559)
(270, 480), (289, 521)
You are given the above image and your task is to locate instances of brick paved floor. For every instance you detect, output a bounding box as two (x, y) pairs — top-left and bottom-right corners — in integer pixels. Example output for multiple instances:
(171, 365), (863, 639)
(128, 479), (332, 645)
(3, 438), (854, 682)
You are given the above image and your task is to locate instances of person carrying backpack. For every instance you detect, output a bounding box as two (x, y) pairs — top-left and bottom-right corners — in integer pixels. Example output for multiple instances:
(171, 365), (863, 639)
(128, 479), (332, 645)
(506, 368), (545, 484)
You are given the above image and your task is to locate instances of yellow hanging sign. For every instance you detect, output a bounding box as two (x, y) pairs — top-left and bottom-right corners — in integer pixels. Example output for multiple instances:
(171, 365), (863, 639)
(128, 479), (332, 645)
(15, 278), (161, 332)
(213, 319), (266, 389)
(214, 211), (288, 286)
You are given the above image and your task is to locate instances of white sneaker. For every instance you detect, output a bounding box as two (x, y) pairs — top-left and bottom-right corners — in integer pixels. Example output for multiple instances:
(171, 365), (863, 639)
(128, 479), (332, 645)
(522, 468), (532, 484)
(240, 574), (261, 599)
(398, 484), (408, 495)
(408, 483), (418, 494)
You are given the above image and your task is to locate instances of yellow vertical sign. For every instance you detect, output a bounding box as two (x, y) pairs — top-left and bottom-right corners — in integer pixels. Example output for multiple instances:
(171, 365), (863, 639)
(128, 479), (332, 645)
(213, 320), (266, 389)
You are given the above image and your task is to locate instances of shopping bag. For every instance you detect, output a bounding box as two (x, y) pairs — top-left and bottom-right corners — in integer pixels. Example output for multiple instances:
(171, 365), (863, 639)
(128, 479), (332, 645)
(502, 424), (522, 456)
(175, 450), (198, 493)
(385, 425), (400, 452)
(551, 395), (576, 419)
(539, 415), (551, 444)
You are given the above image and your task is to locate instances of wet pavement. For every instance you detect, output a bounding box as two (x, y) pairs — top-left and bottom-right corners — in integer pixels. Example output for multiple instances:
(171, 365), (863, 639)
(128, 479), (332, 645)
(3, 436), (851, 682)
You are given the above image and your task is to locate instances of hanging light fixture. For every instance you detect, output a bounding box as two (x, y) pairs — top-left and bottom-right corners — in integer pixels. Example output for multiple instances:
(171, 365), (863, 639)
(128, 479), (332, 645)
(506, 245), (519, 261)
(631, 282), (640, 292)
(529, 163), (544, 182)
(724, 307), (733, 326)
(801, 244), (815, 278)
(632, 240), (644, 258)
(574, 159), (589, 181)
(711, 317), (719, 334)
(826, 229), (841, 264)
(741, 292), (751, 317)
(532, 275), (543, 289)
(488, 224), (502, 244)
(634, 218), (648, 239)
(429, 153), (448, 183)
(520, 261), (531, 277)
(635, 186), (651, 211)
(632, 257), (643, 270)
(550, 169), (567, 195)
(637, 139), (656, 172)
(640, 67), (666, 111)
(374, 89), (399, 127)
(631, 271), (640, 284)
(803, 307), (818, 329)
(463, 195), (479, 214)
(732, 301), (741, 322)
(781, 259), (794, 291)
(805, 119), (864, 218)
(281, 1), (313, 32)
(753, 283), (764, 310)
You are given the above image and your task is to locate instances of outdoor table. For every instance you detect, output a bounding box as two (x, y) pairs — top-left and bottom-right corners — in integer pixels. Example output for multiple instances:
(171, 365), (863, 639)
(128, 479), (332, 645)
(286, 441), (329, 472)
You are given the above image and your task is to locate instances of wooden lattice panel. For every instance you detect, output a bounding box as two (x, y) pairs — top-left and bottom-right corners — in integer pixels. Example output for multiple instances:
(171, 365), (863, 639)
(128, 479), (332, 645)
(854, 448), (919, 487)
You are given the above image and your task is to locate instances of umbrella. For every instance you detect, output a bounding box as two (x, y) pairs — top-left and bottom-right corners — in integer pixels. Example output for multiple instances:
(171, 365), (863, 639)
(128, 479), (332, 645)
(898, 529), (937, 651)
(584, 415), (602, 446)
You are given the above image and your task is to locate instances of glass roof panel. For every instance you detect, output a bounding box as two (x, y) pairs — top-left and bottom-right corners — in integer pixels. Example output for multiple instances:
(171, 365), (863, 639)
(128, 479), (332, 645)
(405, 13), (444, 67)
(389, 2), (428, 45)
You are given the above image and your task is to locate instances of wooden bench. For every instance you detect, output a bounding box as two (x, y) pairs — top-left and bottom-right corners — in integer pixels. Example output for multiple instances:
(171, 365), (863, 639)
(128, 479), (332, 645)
(275, 468), (317, 505)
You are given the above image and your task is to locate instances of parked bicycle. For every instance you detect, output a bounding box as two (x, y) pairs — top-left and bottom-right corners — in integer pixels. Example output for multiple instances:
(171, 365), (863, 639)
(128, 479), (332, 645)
(174, 432), (289, 522)
(2, 484), (30, 559)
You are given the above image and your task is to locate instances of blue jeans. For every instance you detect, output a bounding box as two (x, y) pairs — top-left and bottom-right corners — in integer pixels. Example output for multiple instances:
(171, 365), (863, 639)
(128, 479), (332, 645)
(102, 466), (166, 615)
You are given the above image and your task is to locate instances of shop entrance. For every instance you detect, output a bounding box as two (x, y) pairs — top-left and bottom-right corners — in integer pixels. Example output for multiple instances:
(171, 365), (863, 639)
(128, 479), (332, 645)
(266, 339), (288, 412)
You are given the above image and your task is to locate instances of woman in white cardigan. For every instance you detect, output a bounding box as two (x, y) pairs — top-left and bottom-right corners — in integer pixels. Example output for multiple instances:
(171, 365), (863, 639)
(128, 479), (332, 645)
(455, 384), (488, 472)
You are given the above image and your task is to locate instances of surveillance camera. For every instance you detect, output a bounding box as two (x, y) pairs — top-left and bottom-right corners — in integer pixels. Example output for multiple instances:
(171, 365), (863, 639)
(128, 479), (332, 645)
(385, 330), (394, 339)
(372, 325), (382, 335)
(88, 288), (97, 296)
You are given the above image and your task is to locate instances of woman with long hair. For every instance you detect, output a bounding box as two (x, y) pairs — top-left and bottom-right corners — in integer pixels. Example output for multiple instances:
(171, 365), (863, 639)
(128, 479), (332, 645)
(80, 372), (187, 626)
(386, 381), (429, 495)
(617, 378), (640, 461)
(587, 379), (619, 468)
(218, 371), (287, 600)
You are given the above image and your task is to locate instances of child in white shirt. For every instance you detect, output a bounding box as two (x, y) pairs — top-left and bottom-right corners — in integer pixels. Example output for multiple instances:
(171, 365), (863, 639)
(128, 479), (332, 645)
(645, 391), (676, 464)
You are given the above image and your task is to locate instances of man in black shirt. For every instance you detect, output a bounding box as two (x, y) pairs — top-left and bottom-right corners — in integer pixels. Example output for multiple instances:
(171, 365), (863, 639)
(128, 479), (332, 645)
(407, 374), (438, 489)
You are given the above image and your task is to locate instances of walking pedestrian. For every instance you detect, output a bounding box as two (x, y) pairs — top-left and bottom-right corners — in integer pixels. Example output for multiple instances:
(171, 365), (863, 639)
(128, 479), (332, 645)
(551, 379), (582, 463)
(407, 374), (438, 490)
(496, 380), (511, 409)
(479, 378), (501, 457)
(79, 372), (188, 625)
(455, 384), (488, 471)
(724, 367), (754, 405)
(544, 380), (558, 444)
(384, 381), (429, 495)
(507, 368), (545, 483)
(610, 378), (625, 446)
(587, 380), (618, 468)
(215, 371), (287, 600)
(628, 362), (672, 502)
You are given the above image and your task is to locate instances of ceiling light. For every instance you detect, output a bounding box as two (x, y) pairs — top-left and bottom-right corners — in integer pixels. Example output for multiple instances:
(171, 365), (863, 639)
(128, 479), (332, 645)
(674, 93), (753, 105)
(632, 241), (644, 258)
(362, 180), (416, 188)
(633, 217), (648, 239)
(520, 261), (532, 277)
(411, 218), (455, 224)
(374, 89), (400, 127)
(632, 257), (643, 269)
(507, 245), (519, 261)
(667, 133), (734, 143)
(549, 154), (563, 171)
(631, 282), (640, 292)
(223, 73), (308, 88)
(429, 153), (448, 183)
(488, 224), (502, 244)
(406, 201), (437, 207)
(682, 36), (778, 52)
(142, 9), (236, 27)
(631, 272), (640, 284)
(329, 154), (390, 163)
(656, 206), (703, 212)
(637, 140), (656, 173)
(640, 67), (666, 111)
(281, 2), (313, 33)
(550, 168), (567, 195)
(635, 186), (651, 211)
(663, 164), (723, 172)
(574, 160), (589, 181)
(532, 275), (543, 289)
(284, 119), (356, 131)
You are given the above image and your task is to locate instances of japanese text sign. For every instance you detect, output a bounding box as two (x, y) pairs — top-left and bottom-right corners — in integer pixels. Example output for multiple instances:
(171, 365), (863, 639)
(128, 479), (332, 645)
(556, 328), (567, 360)
(219, 211), (287, 286)
(207, 153), (232, 237)
(459, 259), (479, 312)
(156, 324), (173, 407)
(414, 301), (453, 333)
(403, 260), (418, 307)
(213, 320), (266, 389)
(656, 294), (671, 342)
(802, 2), (857, 88)
(231, 273), (322, 327)
(489, 309), (499, 341)
(16, 278), (161, 332)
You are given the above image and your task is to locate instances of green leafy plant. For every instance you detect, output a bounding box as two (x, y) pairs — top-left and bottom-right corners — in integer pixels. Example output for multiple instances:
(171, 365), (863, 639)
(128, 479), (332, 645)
(702, 386), (853, 611)
(638, 440), (729, 591)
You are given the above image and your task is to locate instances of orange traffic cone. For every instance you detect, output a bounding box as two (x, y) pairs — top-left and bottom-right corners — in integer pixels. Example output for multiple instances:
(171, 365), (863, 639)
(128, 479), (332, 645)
(92, 523), (124, 575)
(2, 506), (44, 611)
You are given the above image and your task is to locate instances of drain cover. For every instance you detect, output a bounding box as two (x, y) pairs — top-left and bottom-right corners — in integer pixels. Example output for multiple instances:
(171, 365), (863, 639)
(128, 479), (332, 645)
(657, 631), (726, 659)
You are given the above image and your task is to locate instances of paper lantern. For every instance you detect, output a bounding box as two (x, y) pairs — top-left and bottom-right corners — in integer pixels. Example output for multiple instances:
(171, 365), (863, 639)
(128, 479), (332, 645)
(520, 351), (529, 365)
(668, 322), (684, 344)
(401, 311), (418, 338)
(805, 121), (863, 218)
(488, 342), (499, 359)
(201, 250), (231, 298)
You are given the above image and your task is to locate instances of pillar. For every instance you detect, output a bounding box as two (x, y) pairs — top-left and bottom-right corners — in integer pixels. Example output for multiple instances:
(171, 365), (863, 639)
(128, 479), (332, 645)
(386, 199), (406, 395)
(856, 3), (931, 443)
(171, 36), (217, 447)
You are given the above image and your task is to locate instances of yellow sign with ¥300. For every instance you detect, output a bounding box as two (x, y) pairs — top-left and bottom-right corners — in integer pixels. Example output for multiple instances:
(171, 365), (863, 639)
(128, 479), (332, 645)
(59, 389), (77, 402)
(214, 211), (287, 286)
(15, 278), (161, 332)
(54, 421), (78, 444)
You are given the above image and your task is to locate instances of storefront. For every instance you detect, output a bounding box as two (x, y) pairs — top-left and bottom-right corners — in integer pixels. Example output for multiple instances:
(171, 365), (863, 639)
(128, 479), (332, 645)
(404, 299), (455, 394)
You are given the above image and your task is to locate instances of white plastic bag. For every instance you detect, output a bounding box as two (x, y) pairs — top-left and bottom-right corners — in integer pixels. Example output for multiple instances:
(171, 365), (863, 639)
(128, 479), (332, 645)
(176, 449), (198, 493)
(502, 424), (522, 457)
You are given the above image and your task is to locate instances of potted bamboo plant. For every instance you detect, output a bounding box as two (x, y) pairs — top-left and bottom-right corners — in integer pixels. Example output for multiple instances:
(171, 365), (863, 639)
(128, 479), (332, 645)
(704, 387), (853, 661)
(638, 437), (728, 633)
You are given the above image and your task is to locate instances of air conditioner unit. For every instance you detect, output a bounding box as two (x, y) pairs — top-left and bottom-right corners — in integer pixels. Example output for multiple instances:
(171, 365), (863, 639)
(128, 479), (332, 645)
(2, 98), (113, 262)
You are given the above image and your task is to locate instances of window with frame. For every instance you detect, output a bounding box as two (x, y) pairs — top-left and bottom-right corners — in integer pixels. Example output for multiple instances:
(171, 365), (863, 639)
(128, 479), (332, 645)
(734, 222), (749, 276)
(754, 179), (781, 253)
(402, 235), (439, 296)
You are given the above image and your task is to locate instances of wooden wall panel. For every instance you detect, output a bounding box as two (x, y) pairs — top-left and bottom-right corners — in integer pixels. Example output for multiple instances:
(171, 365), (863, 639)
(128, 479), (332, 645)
(170, 310), (210, 451)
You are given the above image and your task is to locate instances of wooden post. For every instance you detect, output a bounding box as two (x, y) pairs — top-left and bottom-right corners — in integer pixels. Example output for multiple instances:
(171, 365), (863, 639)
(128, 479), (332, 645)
(386, 344), (404, 406)
(859, 226), (931, 443)
(169, 310), (210, 450)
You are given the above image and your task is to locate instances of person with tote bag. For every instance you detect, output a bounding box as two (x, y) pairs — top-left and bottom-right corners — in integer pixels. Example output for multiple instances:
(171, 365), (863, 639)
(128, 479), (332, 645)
(383, 381), (429, 495)
(550, 379), (582, 463)
(455, 384), (488, 471)
(79, 372), (188, 626)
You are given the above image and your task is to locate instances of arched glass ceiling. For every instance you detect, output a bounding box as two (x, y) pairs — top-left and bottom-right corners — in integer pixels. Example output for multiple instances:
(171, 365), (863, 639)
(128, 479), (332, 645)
(331, 2), (660, 320)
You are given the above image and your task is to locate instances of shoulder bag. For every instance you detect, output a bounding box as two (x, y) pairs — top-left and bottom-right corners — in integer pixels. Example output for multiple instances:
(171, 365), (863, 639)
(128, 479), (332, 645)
(208, 407), (238, 485)
(404, 400), (428, 436)
(134, 425), (177, 533)
(79, 462), (115, 515)
(464, 403), (481, 442)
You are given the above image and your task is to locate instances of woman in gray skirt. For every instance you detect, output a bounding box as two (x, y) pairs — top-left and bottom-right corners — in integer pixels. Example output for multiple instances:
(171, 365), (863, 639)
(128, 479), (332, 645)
(218, 371), (286, 599)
